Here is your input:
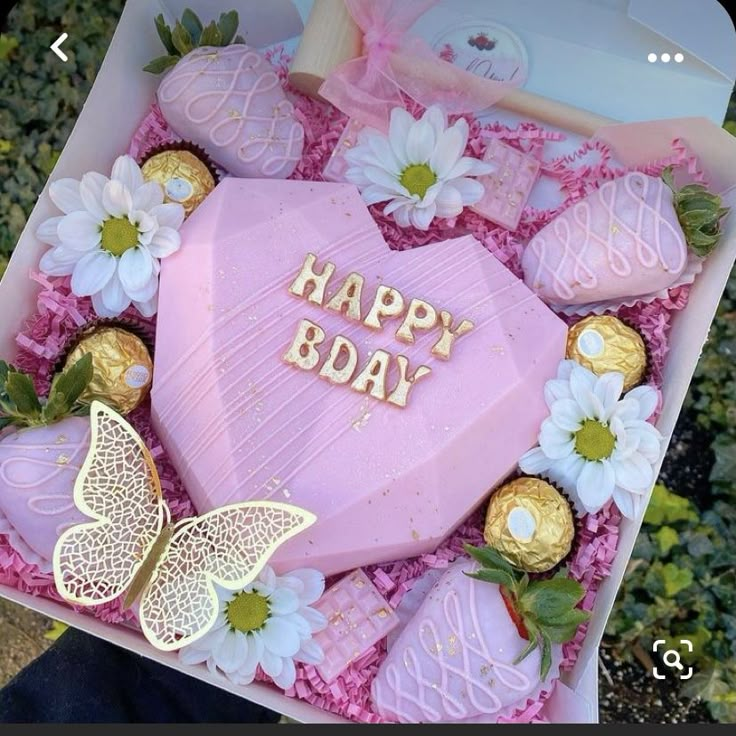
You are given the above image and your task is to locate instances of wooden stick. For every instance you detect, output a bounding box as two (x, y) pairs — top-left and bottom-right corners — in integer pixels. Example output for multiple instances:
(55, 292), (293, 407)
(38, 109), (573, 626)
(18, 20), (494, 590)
(288, 0), (616, 137)
(289, 0), (362, 100)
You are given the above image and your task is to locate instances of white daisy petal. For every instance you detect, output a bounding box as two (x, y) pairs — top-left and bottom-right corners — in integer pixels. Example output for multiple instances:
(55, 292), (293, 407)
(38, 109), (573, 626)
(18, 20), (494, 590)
(179, 646), (211, 666)
(284, 612), (312, 639)
(79, 172), (109, 221)
(147, 227), (181, 259)
(391, 202), (413, 228)
(261, 617), (301, 658)
(150, 202), (185, 231)
(594, 372), (625, 419)
(111, 155), (144, 193)
(57, 211), (102, 251)
(133, 295), (158, 318)
(544, 378), (573, 406)
(295, 637), (324, 665)
(612, 486), (639, 519)
(124, 273), (159, 303)
(569, 366), (598, 416)
(132, 181), (164, 212)
(49, 178), (84, 214)
(268, 587), (300, 616)
(364, 165), (408, 194)
(300, 606), (328, 633)
(422, 105), (447, 141)
(70, 251), (116, 296)
(273, 657), (297, 690)
(625, 385), (659, 420)
(260, 649), (283, 679)
(434, 184), (464, 219)
(366, 134), (401, 176)
(429, 126), (464, 178)
(615, 452), (655, 492)
(36, 215), (65, 247)
(405, 119), (435, 164)
(539, 418), (575, 460)
(409, 202), (436, 230)
(576, 460), (615, 513)
(102, 180), (133, 217)
(550, 398), (585, 432)
(213, 630), (248, 674)
(118, 246), (154, 294)
(361, 184), (398, 207)
(519, 446), (552, 475)
(286, 569), (325, 606)
(241, 632), (263, 675)
(451, 177), (486, 205)
(100, 272), (132, 315)
(39, 247), (80, 276)
(388, 107), (415, 166)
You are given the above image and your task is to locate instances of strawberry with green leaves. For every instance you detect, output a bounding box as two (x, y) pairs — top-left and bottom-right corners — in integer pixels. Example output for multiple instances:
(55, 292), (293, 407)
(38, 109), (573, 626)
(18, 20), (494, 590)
(0, 355), (94, 570)
(145, 8), (304, 179)
(372, 546), (588, 723)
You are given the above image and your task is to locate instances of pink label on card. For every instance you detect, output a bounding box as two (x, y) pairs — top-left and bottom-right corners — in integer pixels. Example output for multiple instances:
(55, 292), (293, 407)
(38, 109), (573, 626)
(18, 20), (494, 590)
(312, 569), (399, 682)
(470, 139), (540, 231)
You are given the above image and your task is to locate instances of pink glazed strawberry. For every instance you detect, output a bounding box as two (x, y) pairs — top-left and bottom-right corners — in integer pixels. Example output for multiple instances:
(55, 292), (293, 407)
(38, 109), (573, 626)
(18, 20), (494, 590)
(144, 9), (304, 179)
(521, 168), (728, 307)
(372, 546), (589, 723)
(0, 355), (93, 567)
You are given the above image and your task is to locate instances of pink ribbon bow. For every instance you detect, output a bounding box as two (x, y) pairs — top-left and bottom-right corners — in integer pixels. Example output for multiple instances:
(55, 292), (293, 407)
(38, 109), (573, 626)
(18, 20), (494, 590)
(319, 0), (513, 131)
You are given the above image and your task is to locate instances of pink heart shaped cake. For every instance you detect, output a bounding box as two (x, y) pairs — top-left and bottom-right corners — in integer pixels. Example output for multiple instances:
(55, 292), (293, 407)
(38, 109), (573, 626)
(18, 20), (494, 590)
(152, 180), (567, 575)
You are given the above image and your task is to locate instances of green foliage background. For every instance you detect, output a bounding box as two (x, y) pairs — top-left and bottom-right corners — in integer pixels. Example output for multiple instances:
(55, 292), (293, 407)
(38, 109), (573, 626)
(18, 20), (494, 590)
(1, 0), (735, 723)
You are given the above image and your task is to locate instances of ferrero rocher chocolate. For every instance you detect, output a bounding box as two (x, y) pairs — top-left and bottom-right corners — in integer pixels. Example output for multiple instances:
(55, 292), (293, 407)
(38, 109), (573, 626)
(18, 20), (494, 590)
(484, 477), (574, 573)
(141, 149), (215, 216)
(566, 315), (647, 392)
(64, 327), (153, 414)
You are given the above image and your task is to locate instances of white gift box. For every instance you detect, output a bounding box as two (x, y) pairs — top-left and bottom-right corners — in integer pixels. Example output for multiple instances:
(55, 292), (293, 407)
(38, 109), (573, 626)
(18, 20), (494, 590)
(1, 0), (736, 723)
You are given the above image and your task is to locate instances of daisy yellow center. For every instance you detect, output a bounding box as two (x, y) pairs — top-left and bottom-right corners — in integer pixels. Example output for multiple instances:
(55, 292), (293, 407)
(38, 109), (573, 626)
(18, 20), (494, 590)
(400, 164), (437, 198)
(101, 217), (139, 257)
(226, 591), (269, 633)
(574, 419), (616, 461)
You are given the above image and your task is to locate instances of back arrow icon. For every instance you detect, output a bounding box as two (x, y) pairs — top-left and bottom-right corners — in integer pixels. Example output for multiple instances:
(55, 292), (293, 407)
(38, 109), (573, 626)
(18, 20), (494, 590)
(51, 33), (69, 62)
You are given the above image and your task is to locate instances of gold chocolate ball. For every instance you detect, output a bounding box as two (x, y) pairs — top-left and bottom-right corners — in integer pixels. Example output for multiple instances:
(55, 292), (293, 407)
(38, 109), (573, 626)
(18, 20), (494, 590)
(484, 477), (574, 573)
(141, 150), (215, 217)
(64, 326), (153, 415)
(566, 315), (647, 392)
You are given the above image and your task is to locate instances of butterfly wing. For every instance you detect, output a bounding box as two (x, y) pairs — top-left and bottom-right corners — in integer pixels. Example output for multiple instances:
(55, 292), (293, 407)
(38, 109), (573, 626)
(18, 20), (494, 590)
(52, 402), (166, 605)
(137, 502), (316, 651)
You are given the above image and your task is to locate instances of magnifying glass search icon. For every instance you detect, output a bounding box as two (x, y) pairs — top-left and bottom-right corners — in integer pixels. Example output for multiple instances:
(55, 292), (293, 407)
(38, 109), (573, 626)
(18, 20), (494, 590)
(662, 649), (684, 671)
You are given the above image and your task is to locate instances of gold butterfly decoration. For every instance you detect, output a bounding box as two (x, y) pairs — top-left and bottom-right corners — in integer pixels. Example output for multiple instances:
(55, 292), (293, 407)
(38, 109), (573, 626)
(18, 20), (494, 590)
(53, 402), (316, 651)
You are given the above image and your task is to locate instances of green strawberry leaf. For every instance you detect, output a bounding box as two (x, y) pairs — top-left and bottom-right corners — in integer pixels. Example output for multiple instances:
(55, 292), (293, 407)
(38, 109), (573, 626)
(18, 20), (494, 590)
(514, 629), (539, 664)
(46, 353), (93, 422)
(143, 55), (180, 74)
(200, 20), (223, 47)
(0, 360), (9, 393)
(180, 9), (203, 45)
(171, 20), (194, 56)
(540, 610), (590, 643)
(5, 372), (42, 420)
(522, 577), (585, 623)
(661, 166), (676, 192)
(0, 416), (12, 431)
(154, 14), (177, 55)
(540, 634), (552, 680)
(217, 11), (239, 46)
(466, 568), (516, 589)
(463, 544), (517, 576)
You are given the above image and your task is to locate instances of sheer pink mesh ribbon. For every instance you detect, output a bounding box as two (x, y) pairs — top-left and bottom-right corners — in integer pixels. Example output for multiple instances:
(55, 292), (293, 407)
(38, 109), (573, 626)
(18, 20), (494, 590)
(319, 0), (513, 131)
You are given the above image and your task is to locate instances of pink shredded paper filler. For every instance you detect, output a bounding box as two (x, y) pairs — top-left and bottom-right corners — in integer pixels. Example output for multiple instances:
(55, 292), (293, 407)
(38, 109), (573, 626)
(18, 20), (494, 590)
(1, 46), (700, 723)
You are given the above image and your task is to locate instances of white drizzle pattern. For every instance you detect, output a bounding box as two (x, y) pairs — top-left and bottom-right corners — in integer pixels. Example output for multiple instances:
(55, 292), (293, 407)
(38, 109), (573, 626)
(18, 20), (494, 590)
(377, 569), (533, 722)
(528, 172), (686, 302)
(158, 46), (303, 178)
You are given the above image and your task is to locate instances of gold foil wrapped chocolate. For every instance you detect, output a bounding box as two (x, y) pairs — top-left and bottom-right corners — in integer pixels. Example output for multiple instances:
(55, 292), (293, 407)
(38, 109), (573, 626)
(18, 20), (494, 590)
(64, 326), (153, 414)
(566, 315), (647, 392)
(141, 148), (216, 217)
(484, 477), (574, 573)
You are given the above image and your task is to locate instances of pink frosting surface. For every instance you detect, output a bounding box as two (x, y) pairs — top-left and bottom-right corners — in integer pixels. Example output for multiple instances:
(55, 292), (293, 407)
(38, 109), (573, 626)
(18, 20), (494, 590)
(0, 46), (704, 723)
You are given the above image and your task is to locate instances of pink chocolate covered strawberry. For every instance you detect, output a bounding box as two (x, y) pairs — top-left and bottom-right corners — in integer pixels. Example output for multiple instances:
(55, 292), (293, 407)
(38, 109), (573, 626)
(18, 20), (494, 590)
(145, 9), (304, 179)
(0, 355), (93, 569)
(521, 168), (728, 308)
(372, 546), (588, 723)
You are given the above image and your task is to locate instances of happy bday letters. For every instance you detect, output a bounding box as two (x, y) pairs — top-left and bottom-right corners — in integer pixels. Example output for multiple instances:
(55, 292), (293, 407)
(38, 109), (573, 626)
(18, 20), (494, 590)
(282, 253), (474, 408)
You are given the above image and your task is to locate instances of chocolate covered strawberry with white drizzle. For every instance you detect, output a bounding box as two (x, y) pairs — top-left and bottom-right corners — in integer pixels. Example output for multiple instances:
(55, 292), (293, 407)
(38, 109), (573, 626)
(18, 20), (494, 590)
(521, 168), (728, 308)
(372, 546), (588, 723)
(145, 9), (304, 179)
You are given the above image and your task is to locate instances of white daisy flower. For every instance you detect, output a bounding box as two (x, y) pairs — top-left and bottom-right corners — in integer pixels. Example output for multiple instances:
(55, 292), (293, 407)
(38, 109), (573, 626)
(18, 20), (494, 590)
(37, 155), (185, 318)
(519, 360), (663, 519)
(179, 566), (327, 690)
(344, 105), (493, 231)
